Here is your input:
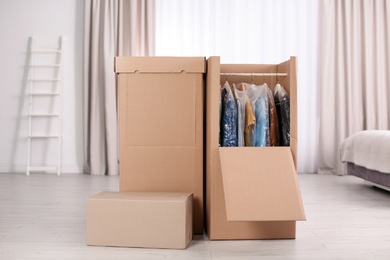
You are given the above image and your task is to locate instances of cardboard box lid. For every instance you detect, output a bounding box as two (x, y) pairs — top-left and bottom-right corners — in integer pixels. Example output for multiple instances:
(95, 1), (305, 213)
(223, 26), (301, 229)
(89, 191), (193, 203)
(115, 56), (206, 73)
(219, 147), (306, 221)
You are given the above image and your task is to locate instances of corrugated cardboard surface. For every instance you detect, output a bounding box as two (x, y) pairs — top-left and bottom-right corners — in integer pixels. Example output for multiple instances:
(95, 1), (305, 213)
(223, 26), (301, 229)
(219, 147), (305, 221)
(116, 57), (205, 234)
(205, 56), (305, 240)
(125, 74), (196, 146)
(87, 191), (193, 249)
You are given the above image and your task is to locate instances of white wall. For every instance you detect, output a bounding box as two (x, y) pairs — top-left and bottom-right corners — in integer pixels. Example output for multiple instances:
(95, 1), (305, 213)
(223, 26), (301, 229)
(0, 0), (319, 174)
(0, 0), (84, 173)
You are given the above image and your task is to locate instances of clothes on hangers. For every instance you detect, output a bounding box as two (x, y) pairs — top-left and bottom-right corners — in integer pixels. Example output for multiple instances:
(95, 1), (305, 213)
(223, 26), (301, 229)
(232, 83), (246, 147)
(246, 83), (261, 146)
(254, 84), (269, 147)
(219, 81), (289, 148)
(246, 83), (269, 147)
(238, 83), (256, 147)
(219, 84), (222, 146)
(274, 83), (290, 146)
(220, 81), (238, 147)
(267, 85), (280, 146)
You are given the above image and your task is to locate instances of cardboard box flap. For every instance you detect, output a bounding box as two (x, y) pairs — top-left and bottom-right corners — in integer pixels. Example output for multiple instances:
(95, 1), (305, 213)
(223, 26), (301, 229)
(219, 147), (306, 221)
(90, 191), (193, 203)
(115, 56), (206, 73)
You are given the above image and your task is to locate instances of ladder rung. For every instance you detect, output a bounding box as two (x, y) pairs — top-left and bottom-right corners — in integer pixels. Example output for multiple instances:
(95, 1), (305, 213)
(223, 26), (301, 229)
(29, 135), (60, 138)
(29, 92), (60, 95)
(29, 78), (61, 81)
(27, 37), (63, 177)
(30, 64), (61, 68)
(29, 166), (58, 172)
(29, 114), (60, 117)
(31, 50), (61, 53)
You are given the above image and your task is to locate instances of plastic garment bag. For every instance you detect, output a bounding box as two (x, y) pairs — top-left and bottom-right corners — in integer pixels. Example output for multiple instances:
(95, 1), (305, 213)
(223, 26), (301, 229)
(255, 84), (270, 147)
(247, 84), (269, 147)
(238, 83), (256, 147)
(246, 84), (261, 146)
(274, 83), (290, 146)
(266, 85), (280, 146)
(232, 83), (247, 147)
(219, 85), (222, 146)
(220, 81), (238, 147)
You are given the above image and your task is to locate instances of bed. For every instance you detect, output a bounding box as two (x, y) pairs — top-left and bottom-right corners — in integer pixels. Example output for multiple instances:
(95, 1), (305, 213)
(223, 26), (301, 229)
(340, 130), (390, 190)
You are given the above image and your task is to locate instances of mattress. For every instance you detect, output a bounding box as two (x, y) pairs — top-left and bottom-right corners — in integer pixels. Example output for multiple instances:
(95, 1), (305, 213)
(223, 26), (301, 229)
(340, 130), (390, 174)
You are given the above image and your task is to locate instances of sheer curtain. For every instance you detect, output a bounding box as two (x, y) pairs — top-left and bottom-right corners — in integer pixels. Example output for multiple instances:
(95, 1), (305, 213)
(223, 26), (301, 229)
(318, 0), (390, 175)
(155, 0), (319, 173)
(83, 0), (154, 175)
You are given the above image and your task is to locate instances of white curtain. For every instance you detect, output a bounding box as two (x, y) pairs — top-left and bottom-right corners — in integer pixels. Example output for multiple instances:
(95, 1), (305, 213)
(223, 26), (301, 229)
(155, 0), (319, 173)
(83, 0), (155, 175)
(318, 0), (390, 175)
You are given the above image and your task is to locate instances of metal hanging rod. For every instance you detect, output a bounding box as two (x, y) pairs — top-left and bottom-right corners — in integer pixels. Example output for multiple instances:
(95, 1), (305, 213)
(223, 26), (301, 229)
(220, 72), (288, 77)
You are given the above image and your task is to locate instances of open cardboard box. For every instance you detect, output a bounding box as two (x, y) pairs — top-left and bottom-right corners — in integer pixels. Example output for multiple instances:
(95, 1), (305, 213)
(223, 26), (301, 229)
(205, 56), (305, 240)
(113, 56), (305, 240)
(115, 57), (205, 234)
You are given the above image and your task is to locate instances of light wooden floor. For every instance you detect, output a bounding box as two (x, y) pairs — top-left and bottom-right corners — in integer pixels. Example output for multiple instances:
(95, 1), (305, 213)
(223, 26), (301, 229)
(1, 173), (390, 259)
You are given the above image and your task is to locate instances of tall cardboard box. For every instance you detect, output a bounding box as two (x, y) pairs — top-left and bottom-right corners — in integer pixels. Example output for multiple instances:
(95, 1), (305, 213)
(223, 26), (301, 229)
(205, 56), (306, 240)
(115, 57), (205, 234)
(87, 191), (193, 249)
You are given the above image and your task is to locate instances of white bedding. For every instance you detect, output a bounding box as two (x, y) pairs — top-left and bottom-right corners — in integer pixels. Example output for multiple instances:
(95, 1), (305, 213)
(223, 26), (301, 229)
(340, 130), (390, 174)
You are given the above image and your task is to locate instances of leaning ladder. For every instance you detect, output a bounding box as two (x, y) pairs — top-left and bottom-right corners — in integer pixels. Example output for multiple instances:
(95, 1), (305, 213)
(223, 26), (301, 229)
(26, 36), (64, 176)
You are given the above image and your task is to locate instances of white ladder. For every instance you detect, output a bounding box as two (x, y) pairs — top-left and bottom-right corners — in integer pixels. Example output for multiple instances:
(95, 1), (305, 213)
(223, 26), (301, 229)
(26, 36), (64, 176)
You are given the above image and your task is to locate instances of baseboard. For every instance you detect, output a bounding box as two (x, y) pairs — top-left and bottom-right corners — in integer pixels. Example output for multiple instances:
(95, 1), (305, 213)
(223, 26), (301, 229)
(0, 164), (84, 174)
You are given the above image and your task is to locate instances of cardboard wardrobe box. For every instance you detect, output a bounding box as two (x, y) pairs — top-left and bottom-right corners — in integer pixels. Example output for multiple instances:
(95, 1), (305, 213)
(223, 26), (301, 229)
(205, 56), (306, 240)
(87, 191), (193, 249)
(114, 57), (205, 234)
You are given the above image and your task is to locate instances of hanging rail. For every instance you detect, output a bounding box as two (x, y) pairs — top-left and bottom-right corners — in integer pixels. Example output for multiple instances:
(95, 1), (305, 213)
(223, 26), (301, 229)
(220, 72), (288, 77)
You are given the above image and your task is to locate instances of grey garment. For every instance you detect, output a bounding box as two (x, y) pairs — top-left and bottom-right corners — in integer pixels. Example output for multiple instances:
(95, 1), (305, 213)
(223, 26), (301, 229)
(236, 99), (244, 146)
(232, 85), (247, 147)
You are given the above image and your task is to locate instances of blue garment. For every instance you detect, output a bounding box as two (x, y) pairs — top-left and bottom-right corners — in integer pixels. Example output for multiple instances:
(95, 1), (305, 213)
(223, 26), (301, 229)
(253, 88), (269, 147)
(247, 84), (260, 147)
(221, 82), (238, 147)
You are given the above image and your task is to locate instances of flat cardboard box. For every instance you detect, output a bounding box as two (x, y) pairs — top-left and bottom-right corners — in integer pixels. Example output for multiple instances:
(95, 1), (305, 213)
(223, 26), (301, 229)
(205, 56), (305, 240)
(115, 57), (205, 234)
(87, 191), (193, 249)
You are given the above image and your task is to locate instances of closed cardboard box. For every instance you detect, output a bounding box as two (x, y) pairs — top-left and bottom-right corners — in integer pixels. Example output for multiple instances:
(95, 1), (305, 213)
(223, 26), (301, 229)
(205, 56), (305, 240)
(87, 191), (193, 249)
(115, 57), (205, 234)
